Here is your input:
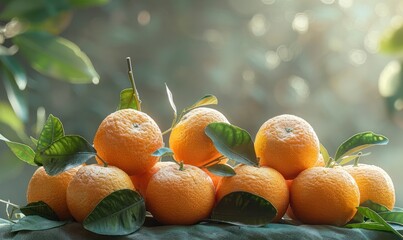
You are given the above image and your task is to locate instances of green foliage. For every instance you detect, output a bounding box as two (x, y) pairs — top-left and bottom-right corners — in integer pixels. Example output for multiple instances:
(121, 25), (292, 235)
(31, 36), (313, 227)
(334, 132), (388, 163)
(205, 122), (258, 167)
(118, 88), (138, 110)
(152, 147), (174, 158)
(206, 163), (235, 177)
(20, 201), (59, 221)
(0, 134), (36, 166)
(379, 23), (403, 55)
(83, 189), (145, 236)
(35, 114), (64, 152)
(11, 215), (68, 232)
(211, 191), (277, 225)
(13, 31), (99, 84)
(2, 69), (28, 122)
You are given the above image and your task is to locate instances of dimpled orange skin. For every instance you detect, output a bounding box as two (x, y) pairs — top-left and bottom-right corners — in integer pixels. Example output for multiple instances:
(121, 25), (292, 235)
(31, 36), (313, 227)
(93, 109), (163, 175)
(146, 164), (215, 225)
(344, 164), (395, 210)
(66, 165), (135, 223)
(130, 161), (175, 197)
(290, 167), (360, 226)
(169, 107), (229, 167)
(27, 166), (80, 220)
(255, 114), (320, 180)
(216, 165), (289, 222)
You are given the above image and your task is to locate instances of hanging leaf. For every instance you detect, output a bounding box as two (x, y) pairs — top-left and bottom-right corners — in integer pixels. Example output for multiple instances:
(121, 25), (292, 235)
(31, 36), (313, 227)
(20, 201), (59, 221)
(206, 163), (236, 177)
(379, 23), (403, 54)
(11, 215), (68, 232)
(165, 83), (177, 118)
(2, 71), (28, 122)
(12, 31), (99, 84)
(0, 102), (24, 135)
(334, 132), (388, 162)
(35, 135), (96, 175)
(0, 56), (27, 90)
(187, 95), (218, 110)
(0, 134), (36, 166)
(211, 191), (277, 225)
(118, 88), (138, 110)
(36, 114), (64, 153)
(205, 122), (258, 166)
(83, 189), (146, 236)
(0, 0), (70, 23)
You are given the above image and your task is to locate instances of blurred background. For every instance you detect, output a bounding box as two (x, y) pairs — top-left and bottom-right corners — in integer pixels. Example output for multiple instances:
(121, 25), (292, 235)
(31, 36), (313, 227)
(1, 0), (403, 218)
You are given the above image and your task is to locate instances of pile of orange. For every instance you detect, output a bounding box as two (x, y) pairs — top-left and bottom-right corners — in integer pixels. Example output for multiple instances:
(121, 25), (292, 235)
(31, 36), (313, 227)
(25, 106), (396, 227)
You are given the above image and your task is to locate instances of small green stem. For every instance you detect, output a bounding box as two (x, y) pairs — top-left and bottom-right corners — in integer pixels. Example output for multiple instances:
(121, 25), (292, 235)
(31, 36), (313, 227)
(353, 152), (362, 167)
(126, 57), (142, 111)
(162, 127), (172, 136)
(179, 161), (185, 171)
(96, 154), (108, 167)
(325, 157), (334, 168)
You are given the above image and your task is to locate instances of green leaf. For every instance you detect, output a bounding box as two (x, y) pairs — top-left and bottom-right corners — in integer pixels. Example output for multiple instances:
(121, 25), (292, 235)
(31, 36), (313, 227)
(334, 132), (388, 162)
(2, 70), (28, 122)
(0, 0), (70, 23)
(0, 102), (24, 135)
(12, 31), (99, 84)
(30, 137), (38, 146)
(68, 0), (109, 8)
(11, 215), (67, 232)
(118, 88), (138, 110)
(35, 135), (96, 175)
(206, 163), (236, 177)
(205, 122), (258, 167)
(20, 201), (59, 221)
(379, 23), (403, 54)
(152, 147), (174, 157)
(36, 114), (64, 153)
(345, 222), (392, 231)
(0, 134), (36, 166)
(83, 189), (145, 236)
(339, 152), (370, 166)
(165, 83), (177, 118)
(320, 143), (330, 166)
(0, 56), (27, 90)
(187, 94), (218, 110)
(379, 212), (403, 226)
(361, 200), (390, 213)
(211, 191), (277, 225)
(355, 207), (403, 238)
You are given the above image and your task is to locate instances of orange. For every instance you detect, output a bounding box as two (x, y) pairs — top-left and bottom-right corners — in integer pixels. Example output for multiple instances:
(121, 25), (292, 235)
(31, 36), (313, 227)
(255, 114), (320, 179)
(93, 109), (163, 175)
(344, 164), (395, 210)
(285, 154), (324, 220)
(66, 165), (134, 222)
(290, 167), (360, 226)
(26, 166), (80, 220)
(146, 164), (215, 225)
(169, 107), (229, 167)
(216, 165), (289, 222)
(130, 161), (175, 197)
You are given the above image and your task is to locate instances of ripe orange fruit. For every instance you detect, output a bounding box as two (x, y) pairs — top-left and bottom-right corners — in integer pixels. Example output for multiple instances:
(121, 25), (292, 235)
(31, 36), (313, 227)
(344, 164), (395, 210)
(93, 109), (163, 175)
(130, 161), (175, 197)
(66, 165), (134, 222)
(255, 114), (320, 179)
(216, 165), (289, 222)
(169, 107), (229, 167)
(290, 167), (360, 226)
(26, 166), (80, 220)
(146, 164), (215, 225)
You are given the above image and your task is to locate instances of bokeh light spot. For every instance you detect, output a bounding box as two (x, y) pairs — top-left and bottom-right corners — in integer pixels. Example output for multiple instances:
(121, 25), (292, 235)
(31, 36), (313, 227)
(137, 10), (151, 26)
